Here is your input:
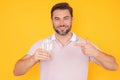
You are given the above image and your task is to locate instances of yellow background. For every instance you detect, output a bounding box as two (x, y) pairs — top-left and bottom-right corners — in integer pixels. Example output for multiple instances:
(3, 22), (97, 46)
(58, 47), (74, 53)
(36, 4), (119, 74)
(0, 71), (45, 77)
(0, 0), (120, 80)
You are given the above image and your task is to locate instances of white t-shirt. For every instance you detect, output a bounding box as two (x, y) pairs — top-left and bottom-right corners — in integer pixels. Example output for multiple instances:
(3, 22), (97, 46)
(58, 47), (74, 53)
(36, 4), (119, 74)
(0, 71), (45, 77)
(27, 33), (94, 80)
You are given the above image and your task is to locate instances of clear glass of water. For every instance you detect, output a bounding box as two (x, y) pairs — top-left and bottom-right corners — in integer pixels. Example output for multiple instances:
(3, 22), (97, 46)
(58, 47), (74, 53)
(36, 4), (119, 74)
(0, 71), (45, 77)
(41, 38), (53, 52)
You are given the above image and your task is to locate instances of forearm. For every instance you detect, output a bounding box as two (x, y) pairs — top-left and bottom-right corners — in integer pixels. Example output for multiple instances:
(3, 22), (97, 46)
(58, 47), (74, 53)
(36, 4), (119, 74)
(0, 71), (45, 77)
(94, 51), (118, 70)
(14, 55), (37, 76)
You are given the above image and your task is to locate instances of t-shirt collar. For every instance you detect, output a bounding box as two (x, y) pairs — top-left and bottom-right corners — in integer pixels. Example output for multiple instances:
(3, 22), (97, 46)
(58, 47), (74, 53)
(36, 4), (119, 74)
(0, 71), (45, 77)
(50, 32), (77, 41)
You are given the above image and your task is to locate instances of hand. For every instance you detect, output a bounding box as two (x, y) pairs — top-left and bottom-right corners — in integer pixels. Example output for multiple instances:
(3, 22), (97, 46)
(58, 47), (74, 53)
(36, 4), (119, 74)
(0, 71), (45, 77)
(32, 48), (51, 62)
(75, 40), (100, 57)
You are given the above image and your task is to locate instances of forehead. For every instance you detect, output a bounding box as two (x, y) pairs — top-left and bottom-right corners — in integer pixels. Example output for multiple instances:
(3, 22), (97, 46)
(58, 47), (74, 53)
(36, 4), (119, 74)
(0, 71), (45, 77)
(52, 9), (71, 17)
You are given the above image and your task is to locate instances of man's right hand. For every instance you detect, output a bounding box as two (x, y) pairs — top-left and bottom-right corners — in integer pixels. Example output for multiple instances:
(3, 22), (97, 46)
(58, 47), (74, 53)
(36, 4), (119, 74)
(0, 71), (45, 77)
(32, 48), (52, 62)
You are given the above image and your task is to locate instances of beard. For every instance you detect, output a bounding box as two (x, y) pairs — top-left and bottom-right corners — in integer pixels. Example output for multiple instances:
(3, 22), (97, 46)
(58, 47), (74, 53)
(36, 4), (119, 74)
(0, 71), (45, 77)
(53, 24), (72, 36)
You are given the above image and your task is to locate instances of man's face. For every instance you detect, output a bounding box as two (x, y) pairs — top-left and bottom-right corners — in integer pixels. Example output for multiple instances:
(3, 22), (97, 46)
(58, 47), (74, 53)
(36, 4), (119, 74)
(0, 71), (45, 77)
(51, 9), (73, 36)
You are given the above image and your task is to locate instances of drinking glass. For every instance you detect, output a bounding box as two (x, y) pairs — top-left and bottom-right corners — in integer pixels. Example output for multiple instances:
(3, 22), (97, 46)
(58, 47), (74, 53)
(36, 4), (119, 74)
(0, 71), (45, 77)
(41, 38), (53, 52)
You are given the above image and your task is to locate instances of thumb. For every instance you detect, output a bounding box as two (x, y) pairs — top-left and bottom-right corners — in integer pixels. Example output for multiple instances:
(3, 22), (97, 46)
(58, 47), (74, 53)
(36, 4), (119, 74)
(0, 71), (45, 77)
(85, 38), (90, 44)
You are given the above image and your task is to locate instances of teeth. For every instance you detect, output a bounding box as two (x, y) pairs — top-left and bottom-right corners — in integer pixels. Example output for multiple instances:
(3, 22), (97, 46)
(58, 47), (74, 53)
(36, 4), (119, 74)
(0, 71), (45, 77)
(60, 27), (65, 30)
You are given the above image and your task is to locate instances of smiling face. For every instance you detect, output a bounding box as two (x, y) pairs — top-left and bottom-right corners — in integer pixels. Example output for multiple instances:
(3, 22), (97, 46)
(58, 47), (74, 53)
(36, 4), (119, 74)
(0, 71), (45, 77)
(51, 9), (73, 36)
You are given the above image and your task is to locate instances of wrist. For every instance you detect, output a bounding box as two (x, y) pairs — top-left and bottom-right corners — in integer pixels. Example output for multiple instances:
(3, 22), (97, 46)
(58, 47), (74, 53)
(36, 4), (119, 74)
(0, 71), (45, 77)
(93, 50), (101, 57)
(31, 55), (39, 63)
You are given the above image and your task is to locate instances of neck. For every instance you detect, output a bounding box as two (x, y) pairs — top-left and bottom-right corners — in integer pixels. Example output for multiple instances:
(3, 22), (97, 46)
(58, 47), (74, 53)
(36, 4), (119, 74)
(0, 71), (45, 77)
(55, 32), (73, 46)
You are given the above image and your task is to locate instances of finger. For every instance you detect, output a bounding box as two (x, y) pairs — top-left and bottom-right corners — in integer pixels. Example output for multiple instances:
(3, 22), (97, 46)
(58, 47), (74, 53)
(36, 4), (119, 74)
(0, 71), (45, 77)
(37, 50), (51, 58)
(41, 50), (51, 56)
(38, 54), (51, 58)
(74, 42), (85, 47)
(38, 57), (50, 61)
(85, 38), (91, 44)
(35, 48), (44, 53)
(38, 52), (51, 57)
(38, 55), (51, 60)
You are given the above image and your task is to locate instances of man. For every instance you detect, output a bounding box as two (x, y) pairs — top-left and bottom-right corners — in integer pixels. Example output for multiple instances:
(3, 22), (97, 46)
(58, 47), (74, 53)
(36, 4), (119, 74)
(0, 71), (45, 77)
(14, 2), (118, 80)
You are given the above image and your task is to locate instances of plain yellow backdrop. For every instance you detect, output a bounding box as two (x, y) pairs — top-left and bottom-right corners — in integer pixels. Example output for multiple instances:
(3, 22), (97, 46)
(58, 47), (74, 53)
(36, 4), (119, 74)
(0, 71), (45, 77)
(0, 0), (120, 80)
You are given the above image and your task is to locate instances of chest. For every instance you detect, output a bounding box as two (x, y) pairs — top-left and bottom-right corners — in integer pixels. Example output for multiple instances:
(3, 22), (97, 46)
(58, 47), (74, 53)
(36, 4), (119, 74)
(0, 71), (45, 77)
(49, 41), (89, 64)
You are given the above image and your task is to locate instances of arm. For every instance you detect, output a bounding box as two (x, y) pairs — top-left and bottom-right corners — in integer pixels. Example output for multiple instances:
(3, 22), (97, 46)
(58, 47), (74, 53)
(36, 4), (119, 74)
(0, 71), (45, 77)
(93, 50), (118, 70)
(13, 48), (51, 76)
(13, 55), (37, 76)
(75, 40), (118, 70)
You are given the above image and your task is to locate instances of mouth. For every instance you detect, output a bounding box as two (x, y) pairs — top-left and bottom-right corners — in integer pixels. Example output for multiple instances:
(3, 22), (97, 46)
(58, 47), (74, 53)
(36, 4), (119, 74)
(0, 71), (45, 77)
(59, 26), (66, 31)
(58, 25), (66, 30)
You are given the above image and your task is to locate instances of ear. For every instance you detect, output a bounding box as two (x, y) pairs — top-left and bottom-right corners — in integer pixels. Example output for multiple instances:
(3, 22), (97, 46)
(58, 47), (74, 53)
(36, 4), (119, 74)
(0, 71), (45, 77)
(71, 17), (74, 21)
(51, 17), (53, 23)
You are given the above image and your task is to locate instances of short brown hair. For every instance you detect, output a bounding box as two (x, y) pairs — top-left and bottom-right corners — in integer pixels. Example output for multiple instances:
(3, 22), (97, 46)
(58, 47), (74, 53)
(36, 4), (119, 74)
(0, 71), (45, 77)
(51, 2), (73, 17)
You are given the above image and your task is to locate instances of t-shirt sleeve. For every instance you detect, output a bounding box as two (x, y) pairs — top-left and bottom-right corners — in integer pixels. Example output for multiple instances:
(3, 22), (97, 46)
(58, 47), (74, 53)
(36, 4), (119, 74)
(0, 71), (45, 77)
(89, 56), (95, 62)
(77, 38), (98, 62)
(27, 40), (42, 56)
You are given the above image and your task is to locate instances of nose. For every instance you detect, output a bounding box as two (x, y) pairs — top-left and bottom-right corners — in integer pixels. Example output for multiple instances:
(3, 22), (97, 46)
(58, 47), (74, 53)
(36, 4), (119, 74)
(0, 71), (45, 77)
(59, 20), (64, 25)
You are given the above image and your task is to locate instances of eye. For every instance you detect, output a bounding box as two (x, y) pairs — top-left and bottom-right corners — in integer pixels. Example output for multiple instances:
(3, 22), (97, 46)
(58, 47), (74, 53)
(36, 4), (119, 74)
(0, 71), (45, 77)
(64, 16), (69, 20)
(54, 17), (60, 20)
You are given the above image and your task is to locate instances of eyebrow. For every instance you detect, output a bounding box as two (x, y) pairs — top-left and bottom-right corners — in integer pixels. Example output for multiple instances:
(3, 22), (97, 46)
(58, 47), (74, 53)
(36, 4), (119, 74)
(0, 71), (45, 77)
(54, 16), (70, 19)
(64, 16), (69, 18)
(63, 16), (69, 19)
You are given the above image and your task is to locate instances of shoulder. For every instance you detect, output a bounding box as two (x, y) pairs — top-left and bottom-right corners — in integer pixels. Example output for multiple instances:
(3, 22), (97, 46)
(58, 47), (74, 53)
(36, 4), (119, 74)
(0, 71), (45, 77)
(31, 37), (48, 47)
(76, 36), (86, 44)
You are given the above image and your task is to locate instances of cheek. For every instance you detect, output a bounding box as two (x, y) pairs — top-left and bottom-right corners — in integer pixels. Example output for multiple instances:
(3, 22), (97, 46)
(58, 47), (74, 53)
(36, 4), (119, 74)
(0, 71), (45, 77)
(65, 20), (72, 24)
(53, 22), (59, 26)
(52, 22), (60, 28)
